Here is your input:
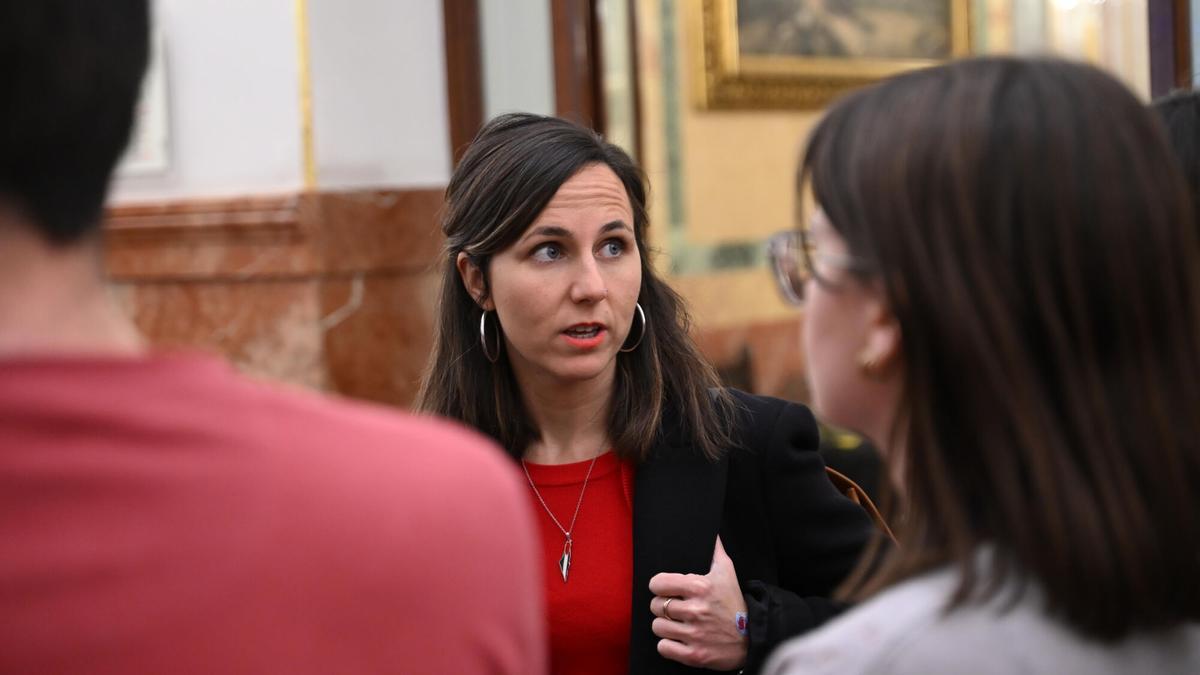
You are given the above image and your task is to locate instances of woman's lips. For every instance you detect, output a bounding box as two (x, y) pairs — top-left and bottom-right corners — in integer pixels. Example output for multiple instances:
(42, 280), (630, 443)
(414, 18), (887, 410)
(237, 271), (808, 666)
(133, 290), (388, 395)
(561, 324), (607, 349)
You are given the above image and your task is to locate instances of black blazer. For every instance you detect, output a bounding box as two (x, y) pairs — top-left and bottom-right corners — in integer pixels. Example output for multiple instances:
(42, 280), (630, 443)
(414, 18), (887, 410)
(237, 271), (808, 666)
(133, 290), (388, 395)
(628, 390), (874, 674)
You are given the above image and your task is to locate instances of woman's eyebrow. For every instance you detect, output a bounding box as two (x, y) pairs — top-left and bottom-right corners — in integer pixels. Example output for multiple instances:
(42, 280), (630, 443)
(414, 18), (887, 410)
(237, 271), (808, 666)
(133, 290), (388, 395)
(518, 225), (572, 245)
(600, 221), (631, 234)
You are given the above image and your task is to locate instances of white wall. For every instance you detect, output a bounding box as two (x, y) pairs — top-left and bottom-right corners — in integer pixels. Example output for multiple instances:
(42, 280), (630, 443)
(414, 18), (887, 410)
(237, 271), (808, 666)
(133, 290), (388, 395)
(112, 0), (454, 204)
(112, 0), (304, 203)
(480, 0), (556, 119)
(308, 0), (452, 188)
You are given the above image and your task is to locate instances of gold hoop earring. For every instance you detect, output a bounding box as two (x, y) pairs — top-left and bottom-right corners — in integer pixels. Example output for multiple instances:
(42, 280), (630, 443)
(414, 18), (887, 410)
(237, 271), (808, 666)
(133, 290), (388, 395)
(480, 311), (501, 363)
(620, 303), (647, 353)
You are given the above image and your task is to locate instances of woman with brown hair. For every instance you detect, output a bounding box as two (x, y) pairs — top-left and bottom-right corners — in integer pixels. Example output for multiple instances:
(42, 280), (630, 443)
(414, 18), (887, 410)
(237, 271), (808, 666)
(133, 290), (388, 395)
(765, 57), (1200, 673)
(417, 113), (874, 674)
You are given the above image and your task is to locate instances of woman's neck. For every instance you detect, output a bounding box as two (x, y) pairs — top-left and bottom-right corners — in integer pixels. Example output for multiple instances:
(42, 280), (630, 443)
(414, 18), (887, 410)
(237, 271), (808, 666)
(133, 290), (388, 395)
(516, 364), (614, 465)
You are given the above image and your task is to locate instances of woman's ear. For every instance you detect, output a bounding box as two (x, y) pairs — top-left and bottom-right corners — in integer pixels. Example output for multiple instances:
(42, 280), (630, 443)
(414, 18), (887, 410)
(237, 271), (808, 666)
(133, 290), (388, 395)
(859, 293), (902, 379)
(456, 252), (494, 310)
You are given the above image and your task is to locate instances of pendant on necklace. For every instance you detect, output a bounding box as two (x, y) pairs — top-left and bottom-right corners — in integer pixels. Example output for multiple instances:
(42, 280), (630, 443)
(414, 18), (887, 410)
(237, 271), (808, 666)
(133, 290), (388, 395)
(559, 536), (573, 583)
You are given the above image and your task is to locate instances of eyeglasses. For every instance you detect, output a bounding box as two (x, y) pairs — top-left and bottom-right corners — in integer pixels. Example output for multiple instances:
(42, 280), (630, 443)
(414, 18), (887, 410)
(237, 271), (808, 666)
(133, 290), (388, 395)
(767, 230), (871, 306)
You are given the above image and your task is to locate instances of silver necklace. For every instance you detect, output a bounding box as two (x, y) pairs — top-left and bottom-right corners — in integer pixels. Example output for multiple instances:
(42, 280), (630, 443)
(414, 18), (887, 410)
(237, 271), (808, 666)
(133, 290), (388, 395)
(521, 454), (600, 583)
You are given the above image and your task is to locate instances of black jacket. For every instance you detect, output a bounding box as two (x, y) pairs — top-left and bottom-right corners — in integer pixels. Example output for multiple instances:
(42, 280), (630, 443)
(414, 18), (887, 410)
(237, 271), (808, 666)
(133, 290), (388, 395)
(628, 390), (874, 673)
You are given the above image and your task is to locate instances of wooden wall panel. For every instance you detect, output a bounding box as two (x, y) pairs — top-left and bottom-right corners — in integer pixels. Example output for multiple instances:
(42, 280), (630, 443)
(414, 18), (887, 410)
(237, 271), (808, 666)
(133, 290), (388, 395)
(1149, 0), (1192, 97)
(105, 186), (809, 410)
(443, 0), (484, 164)
(551, 0), (605, 129)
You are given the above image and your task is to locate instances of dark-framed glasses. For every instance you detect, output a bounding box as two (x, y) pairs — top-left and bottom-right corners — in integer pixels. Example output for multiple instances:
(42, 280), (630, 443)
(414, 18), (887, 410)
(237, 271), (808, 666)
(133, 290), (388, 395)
(767, 230), (870, 306)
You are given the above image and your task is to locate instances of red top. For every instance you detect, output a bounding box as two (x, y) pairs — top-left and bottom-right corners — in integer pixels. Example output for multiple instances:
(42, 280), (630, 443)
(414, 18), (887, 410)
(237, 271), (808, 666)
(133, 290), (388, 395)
(0, 353), (546, 675)
(523, 451), (634, 675)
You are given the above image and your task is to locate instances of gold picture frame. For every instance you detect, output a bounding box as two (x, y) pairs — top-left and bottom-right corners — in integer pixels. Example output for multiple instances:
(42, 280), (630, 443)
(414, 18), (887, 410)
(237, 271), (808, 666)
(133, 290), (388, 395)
(690, 0), (972, 110)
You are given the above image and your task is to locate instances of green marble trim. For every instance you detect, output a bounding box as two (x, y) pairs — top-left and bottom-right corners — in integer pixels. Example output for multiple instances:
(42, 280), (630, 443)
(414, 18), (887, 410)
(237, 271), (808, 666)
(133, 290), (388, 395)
(971, 0), (987, 52)
(661, 0), (686, 234)
(667, 240), (767, 276)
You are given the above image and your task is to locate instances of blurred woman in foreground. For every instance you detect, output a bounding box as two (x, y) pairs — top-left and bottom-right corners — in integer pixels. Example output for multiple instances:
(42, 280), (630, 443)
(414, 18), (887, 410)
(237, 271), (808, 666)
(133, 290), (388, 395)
(765, 57), (1200, 673)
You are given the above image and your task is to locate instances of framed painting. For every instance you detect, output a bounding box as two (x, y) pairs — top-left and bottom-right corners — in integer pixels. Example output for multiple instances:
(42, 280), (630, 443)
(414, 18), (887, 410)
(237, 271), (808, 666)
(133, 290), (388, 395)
(690, 0), (971, 109)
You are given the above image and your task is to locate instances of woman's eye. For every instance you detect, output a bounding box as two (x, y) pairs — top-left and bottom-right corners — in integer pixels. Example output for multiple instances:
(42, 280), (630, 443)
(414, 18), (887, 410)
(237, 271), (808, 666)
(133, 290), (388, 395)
(599, 240), (625, 257)
(532, 243), (563, 262)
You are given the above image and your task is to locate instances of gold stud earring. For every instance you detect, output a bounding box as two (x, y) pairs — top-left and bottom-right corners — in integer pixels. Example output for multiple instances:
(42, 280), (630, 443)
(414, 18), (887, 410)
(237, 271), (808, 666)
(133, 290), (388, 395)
(858, 353), (878, 376)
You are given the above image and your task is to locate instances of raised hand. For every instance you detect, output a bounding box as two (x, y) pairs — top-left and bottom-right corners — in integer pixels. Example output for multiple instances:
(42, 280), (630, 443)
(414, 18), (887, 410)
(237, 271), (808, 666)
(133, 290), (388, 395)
(648, 536), (749, 671)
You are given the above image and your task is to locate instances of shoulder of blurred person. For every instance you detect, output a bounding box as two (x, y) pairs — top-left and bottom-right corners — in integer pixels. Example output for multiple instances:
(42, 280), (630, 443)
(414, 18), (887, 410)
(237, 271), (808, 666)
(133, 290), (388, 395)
(1152, 88), (1200, 184)
(764, 555), (1200, 675)
(0, 353), (545, 675)
(1151, 88), (1200, 227)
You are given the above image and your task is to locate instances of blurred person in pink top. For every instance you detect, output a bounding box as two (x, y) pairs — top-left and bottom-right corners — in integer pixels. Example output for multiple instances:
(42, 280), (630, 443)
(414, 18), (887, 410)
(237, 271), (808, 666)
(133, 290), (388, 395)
(0, 2), (545, 674)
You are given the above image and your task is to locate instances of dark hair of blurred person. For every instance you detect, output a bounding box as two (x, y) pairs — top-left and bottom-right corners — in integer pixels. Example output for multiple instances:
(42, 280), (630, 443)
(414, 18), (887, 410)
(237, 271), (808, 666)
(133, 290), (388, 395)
(0, 3), (544, 673)
(1152, 88), (1200, 226)
(766, 57), (1200, 673)
(0, 1), (148, 245)
(418, 113), (877, 673)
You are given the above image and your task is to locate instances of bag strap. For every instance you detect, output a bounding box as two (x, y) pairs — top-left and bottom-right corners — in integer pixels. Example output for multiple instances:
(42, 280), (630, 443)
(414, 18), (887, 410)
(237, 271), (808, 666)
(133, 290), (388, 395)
(824, 466), (896, 543)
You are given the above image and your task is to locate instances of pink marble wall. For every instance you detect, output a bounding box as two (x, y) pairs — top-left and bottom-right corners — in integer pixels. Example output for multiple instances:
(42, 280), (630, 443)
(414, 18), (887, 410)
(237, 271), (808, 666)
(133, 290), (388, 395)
(105, 189), (809, 410)
(696, 318), (810, 402)
(104, 189), (445, 408)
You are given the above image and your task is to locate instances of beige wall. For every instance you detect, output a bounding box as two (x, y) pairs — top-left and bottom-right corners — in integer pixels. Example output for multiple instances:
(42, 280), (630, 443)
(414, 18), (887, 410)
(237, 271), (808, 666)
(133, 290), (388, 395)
(636, 0), (1151, 336)
(637, 0), (815, 331)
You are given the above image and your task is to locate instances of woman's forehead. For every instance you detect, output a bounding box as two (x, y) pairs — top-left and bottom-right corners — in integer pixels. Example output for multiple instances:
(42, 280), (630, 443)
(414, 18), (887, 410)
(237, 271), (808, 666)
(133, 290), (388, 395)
(541, 164), (631, 215)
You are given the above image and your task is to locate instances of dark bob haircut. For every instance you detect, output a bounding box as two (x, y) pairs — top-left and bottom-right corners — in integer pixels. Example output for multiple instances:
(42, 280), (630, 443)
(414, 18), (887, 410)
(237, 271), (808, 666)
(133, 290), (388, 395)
(417, 113), (735, 462)
(802, 57), (1200, 641)
(0, 0), (149, 244)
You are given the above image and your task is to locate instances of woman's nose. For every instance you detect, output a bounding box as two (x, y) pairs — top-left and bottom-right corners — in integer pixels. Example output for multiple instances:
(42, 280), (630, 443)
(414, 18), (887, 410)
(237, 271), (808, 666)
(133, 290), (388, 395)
(569, 258), (608, 303)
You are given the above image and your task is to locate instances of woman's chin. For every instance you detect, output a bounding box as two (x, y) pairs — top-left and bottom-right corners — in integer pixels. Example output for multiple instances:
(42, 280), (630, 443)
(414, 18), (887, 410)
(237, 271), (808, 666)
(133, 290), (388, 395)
(546, 354), (617, 383)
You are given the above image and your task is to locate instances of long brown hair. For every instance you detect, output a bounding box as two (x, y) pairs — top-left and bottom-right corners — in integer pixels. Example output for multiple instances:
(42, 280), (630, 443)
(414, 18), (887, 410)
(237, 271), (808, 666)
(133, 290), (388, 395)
(803, 57), (1200, 640)
(417, 113), (735, 462)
